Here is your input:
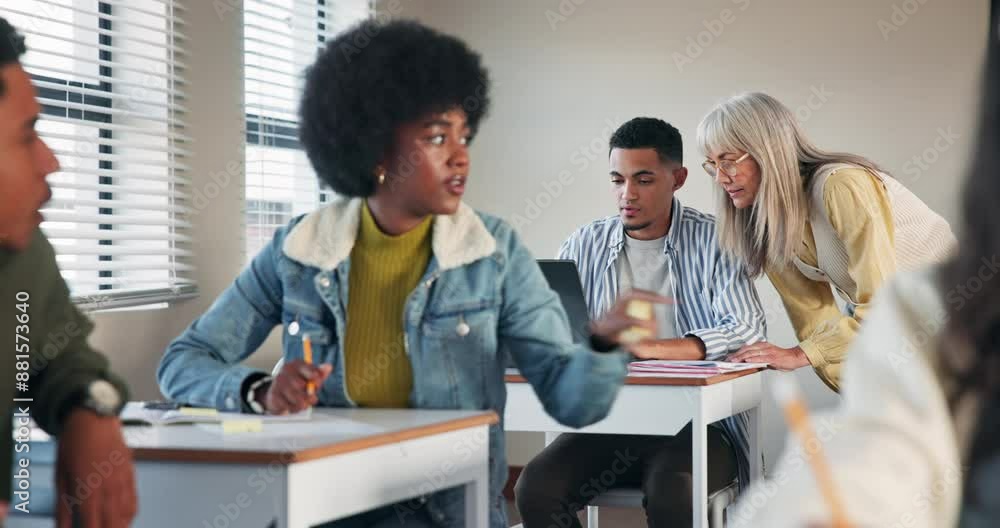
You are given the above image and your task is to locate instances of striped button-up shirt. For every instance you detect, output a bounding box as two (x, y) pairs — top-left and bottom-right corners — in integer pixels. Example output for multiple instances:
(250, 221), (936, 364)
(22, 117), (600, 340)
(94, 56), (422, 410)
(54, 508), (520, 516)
(557, 197), (767, 490)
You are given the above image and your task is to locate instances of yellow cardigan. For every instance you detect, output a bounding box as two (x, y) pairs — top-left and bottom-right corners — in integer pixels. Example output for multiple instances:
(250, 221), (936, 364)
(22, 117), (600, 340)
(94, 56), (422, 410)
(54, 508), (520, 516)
(766, 168), (896, 392)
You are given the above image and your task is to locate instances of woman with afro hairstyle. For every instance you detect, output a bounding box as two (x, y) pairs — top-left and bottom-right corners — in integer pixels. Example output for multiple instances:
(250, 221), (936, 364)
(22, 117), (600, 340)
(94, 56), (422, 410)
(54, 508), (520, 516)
(158, 19), (666, 528)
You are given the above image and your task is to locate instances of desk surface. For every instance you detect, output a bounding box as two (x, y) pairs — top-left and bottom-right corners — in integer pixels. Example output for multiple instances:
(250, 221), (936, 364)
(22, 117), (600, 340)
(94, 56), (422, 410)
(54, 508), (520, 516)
(504, 367), (764, 386)
(124, 408), (497, 465)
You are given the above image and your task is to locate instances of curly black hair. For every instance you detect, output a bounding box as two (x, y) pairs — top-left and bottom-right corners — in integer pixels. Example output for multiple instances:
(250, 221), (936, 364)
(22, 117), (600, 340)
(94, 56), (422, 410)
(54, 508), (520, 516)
(299, 19), (491, 197)
(609, 117), (683, 165)
(0, 17), (28, 97)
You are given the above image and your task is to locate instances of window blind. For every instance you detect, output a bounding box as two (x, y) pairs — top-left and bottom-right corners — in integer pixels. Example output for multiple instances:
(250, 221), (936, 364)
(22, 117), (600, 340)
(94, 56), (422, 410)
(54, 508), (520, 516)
(243, 0), (372, 258)
(5, 0), (193, 310)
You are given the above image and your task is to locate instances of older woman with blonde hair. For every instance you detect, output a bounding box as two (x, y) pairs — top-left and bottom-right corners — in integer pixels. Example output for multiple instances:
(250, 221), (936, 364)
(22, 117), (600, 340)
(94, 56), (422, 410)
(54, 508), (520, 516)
(697, 92), (955, 391)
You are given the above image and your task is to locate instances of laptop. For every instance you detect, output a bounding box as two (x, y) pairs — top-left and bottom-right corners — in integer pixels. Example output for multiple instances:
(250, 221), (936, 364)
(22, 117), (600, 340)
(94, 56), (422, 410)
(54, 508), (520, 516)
(536, 259), (592, 344)
(504, 259), (593, 369)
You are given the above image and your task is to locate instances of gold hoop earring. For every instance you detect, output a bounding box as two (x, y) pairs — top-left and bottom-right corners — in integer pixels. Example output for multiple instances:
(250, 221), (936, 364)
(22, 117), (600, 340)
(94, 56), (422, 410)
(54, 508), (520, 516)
(377, 170), (386, 185)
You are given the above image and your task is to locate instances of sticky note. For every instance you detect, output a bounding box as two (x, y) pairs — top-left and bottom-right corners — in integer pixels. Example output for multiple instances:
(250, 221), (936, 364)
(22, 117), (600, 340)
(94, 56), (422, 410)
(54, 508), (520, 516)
(626, 300), (653, 320)
(618, 327), (653, 344)
(620, 299), (654, 344)
(221, 419), (263, 434)
(179, 407), (219, 417)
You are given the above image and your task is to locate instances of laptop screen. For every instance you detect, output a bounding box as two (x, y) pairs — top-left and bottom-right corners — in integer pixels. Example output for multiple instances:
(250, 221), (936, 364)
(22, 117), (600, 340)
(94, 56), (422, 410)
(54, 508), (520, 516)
(536, 259), (591, 344)
(502, 259), (593, 368)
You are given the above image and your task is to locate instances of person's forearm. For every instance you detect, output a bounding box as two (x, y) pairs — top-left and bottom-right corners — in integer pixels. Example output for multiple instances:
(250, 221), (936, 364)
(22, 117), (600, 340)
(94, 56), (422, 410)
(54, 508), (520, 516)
(639, 337), (706, 360)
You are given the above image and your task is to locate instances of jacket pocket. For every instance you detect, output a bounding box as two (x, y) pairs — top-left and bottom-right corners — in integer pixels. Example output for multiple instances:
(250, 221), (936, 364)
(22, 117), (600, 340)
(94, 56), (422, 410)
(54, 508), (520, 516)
(281, 311), (335, 367)
(420, 303), (498, 408)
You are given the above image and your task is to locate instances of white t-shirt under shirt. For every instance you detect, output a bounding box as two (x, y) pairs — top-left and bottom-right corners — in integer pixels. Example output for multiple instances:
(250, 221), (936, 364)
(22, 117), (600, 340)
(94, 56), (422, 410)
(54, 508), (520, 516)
(615, 233), (679, 339)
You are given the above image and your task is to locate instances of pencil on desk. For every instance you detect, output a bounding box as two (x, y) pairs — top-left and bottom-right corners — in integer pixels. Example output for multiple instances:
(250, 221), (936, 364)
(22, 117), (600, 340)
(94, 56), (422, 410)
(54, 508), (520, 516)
(771, 374), (853, 528)
(303, 333), (315, 396)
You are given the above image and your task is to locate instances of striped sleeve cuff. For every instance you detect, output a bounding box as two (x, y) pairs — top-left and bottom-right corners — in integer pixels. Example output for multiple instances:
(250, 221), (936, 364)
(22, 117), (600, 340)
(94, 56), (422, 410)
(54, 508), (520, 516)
(684, 328), (730, 360)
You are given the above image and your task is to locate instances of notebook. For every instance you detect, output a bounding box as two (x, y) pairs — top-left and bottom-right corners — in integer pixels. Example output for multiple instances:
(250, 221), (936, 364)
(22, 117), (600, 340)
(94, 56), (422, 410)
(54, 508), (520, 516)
(627, 360), (768, 378)
(120, 402), (312, 426)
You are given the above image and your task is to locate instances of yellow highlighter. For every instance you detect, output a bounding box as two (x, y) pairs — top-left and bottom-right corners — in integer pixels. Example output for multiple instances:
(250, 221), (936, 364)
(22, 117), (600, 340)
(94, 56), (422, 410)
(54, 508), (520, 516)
(303, 333), (315, 396)
(772, 374), (853, 528)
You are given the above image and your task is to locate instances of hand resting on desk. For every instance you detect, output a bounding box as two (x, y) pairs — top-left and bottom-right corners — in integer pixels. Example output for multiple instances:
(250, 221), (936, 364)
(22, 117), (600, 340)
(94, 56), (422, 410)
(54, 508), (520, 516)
(729, 341), (809, 371)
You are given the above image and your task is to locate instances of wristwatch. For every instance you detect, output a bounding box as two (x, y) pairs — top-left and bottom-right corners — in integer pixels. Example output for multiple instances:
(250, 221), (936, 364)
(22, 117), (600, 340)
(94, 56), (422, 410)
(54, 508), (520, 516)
(80, 379), (122, 416)
(244, 375), (273, 414)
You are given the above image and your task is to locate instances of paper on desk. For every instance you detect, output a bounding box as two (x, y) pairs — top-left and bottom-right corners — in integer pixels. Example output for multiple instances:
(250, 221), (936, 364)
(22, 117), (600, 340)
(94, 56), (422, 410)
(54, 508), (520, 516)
(627, 360), (768, 377)
(121, 402), (313, 426)
(258, 407), (313, 422)
(196, 413), (384, 438)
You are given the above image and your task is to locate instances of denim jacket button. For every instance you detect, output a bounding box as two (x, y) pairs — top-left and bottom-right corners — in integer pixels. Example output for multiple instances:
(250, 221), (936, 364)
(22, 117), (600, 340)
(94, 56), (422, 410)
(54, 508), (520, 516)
(456, 321), (470, 337)
(318, 276), (331, 289)
(288, 321), (300, 336)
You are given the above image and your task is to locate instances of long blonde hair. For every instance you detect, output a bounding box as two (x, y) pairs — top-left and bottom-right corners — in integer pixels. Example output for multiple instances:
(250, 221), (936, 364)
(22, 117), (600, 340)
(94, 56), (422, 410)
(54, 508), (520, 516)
(696, 92), (880, 276)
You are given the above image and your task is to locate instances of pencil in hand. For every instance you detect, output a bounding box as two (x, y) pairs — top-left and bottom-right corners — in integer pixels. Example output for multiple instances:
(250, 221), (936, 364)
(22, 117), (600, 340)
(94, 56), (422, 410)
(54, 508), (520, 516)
(771, 374), (853, 528)
(303, 333), (316, 396)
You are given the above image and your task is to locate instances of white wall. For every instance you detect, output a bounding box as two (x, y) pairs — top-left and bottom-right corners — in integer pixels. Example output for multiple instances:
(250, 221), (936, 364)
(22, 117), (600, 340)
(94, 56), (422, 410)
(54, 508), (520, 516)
(391, 0), (989, 467)
(79, 0), (988, 472)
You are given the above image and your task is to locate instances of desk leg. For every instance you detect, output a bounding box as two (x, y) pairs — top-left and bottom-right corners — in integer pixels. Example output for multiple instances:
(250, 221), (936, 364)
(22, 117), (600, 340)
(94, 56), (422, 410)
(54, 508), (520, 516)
(464, 454), (489, 527)
(748, 402), (764, 482)
(692, 408), (708, 527)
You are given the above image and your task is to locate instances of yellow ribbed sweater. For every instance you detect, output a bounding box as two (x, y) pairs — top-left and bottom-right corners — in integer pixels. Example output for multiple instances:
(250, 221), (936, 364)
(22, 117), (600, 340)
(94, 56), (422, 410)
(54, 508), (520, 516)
(343, 201), (432, 407)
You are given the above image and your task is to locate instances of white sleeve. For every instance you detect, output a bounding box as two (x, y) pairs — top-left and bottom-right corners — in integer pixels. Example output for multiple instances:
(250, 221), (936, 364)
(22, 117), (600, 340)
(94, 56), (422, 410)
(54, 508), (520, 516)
(729, 272), (962, 528)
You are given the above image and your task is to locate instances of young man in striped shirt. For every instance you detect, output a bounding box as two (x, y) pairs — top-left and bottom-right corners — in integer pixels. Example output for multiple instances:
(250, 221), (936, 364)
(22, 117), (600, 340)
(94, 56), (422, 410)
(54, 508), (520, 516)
(514, 117), (766, 527)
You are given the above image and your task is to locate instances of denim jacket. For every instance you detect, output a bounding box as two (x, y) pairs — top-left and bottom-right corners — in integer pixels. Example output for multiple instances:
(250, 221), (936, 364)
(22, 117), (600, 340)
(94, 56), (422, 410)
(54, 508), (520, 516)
(157, 197), (630, 528)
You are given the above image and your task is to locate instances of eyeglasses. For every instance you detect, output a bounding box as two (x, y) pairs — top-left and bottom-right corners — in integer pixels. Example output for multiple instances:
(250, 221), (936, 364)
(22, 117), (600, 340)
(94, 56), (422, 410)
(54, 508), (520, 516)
(702, 152), (751, 179)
